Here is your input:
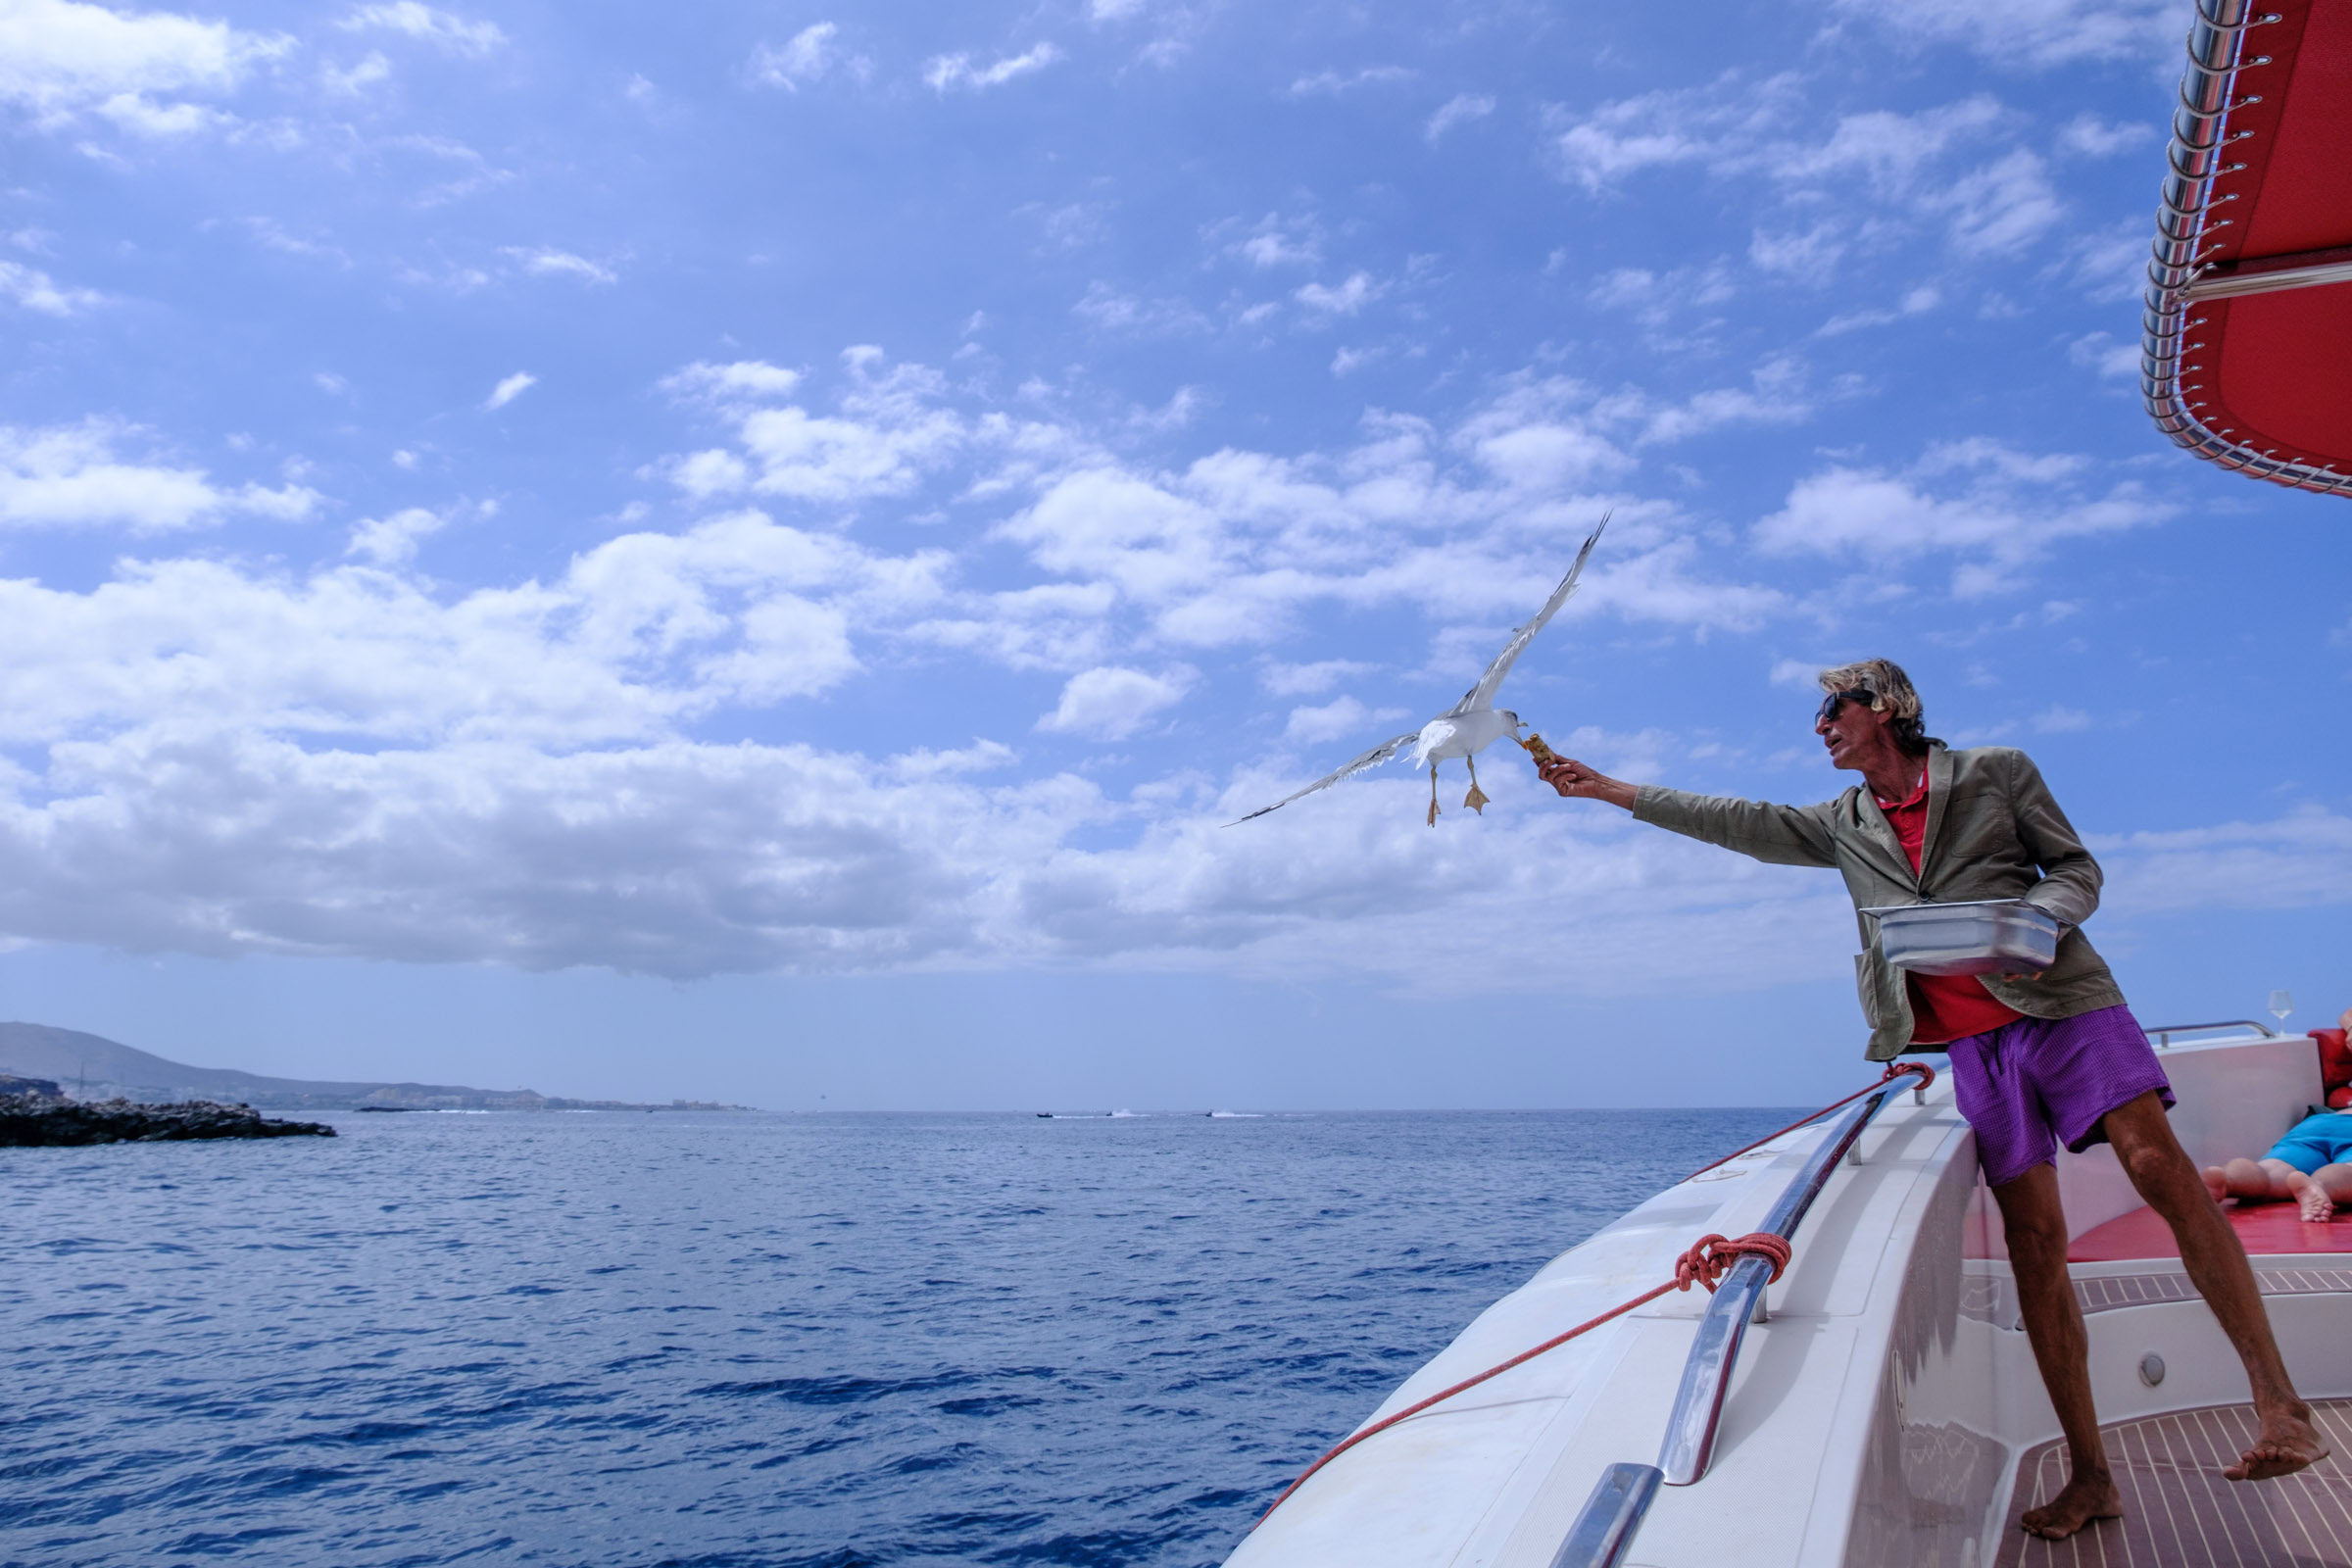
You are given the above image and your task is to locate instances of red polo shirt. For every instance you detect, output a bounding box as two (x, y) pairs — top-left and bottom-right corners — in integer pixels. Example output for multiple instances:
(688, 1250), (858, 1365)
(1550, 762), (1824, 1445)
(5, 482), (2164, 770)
(1875, 766), (2026, 1047)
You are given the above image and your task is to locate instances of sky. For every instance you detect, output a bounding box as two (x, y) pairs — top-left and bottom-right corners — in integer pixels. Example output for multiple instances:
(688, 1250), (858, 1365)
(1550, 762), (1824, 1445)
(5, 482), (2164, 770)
(0, 0), (2346, 1111)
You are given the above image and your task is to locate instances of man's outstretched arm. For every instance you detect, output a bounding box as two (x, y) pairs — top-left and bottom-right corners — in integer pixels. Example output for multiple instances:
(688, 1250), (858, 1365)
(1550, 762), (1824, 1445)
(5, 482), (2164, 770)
(1538, 757), (1839, 868)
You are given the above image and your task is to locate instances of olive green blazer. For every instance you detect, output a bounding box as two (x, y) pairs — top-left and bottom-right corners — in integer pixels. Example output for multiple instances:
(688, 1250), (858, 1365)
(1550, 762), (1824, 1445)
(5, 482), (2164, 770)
(1631, 743), (2126, 1060)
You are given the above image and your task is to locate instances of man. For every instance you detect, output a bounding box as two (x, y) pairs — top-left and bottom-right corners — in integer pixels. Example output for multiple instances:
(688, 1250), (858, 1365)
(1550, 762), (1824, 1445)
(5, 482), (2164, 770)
(1537, 659), (2325, 1542)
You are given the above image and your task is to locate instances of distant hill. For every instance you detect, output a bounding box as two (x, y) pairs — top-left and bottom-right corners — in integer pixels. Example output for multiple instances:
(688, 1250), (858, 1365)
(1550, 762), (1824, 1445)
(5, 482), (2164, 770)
(0, 1022), (743, 1112)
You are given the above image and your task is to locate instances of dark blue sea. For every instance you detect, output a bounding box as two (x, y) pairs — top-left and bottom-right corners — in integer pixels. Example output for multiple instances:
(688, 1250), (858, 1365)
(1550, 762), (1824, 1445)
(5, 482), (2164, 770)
(1, 1107), (1796, 1568)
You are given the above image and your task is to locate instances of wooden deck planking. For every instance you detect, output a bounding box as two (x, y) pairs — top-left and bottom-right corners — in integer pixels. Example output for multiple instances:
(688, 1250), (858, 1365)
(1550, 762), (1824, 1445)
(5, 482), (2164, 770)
(1994, 1400), (2352, 1567)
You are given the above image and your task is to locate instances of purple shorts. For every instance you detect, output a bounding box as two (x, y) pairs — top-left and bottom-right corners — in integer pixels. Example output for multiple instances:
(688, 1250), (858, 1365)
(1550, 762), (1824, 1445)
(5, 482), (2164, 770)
(1943, 1004), (2174, 1188)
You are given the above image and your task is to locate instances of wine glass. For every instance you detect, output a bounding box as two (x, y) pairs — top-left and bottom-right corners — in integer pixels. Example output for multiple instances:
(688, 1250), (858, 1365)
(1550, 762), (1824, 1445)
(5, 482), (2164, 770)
(2268, 989), (2294, 1036)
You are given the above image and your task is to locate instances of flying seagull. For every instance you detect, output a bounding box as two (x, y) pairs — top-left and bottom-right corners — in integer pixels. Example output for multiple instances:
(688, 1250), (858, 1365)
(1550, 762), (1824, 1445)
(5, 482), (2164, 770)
(1230, 514), (1609, 827)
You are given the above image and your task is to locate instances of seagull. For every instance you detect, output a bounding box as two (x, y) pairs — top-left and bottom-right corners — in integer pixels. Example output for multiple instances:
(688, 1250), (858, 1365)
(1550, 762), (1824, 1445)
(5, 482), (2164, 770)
(1230, 514), (1608, 827)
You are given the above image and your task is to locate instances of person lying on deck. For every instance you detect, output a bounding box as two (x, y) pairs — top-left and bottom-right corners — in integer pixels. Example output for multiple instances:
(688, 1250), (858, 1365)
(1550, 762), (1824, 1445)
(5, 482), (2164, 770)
(2205, 1107), (2352, 1222)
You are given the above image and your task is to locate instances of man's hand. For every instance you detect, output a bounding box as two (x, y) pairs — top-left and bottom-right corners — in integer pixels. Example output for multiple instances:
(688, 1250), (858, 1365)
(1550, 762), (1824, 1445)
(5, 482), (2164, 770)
(1538, 758), (1639, 811)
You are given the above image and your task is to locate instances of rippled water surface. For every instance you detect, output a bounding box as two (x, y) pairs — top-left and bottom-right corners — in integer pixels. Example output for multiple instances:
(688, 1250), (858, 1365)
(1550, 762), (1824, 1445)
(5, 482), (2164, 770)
(1, 1107), (1797, 1567)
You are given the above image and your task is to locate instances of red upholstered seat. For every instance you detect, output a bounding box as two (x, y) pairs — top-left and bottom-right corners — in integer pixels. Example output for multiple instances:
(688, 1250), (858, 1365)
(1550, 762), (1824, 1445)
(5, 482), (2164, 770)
(2069, 1202), (2352, 1262)
(2315, 1027), (2352, 1110)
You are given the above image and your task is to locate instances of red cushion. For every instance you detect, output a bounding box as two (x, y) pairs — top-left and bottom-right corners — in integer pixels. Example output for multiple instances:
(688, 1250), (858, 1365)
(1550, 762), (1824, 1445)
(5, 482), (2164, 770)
(2316, 1027), (2352, 1093)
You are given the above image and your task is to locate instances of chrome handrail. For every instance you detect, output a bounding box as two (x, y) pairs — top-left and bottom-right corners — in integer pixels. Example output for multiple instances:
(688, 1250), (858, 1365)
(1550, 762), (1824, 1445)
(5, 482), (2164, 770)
(2145, 1018), (2283, 1048)
(1550, 1079), (1911, 1568)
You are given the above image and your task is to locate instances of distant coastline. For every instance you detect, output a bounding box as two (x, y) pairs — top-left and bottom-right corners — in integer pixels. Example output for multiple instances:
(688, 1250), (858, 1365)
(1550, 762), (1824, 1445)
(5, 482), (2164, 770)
(0, 1021), (751, 1113)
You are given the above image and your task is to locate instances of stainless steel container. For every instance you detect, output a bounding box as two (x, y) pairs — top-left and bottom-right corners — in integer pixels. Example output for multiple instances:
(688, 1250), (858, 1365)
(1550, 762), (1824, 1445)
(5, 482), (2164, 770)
(1858, 898), (2060, 976)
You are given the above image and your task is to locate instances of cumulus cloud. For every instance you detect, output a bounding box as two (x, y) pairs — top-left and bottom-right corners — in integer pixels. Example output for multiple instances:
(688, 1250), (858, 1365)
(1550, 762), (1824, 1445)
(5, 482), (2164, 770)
(1295, 271), (1382, 317)
(483, 371), (537, 411)
(341, 2), (505, 58)
(347, 506), (446, 565)
(0, 258), (103, 315)
(661, 360), (804, 404)
(0, 420), (318, 530)
(1754, 438), (2172, 594)
(662, 349), (970, 502)
(924, 42), (1060, 92)
(1036, 664), (1195, 740)
(0, 0), (287, 130)
(751, 22), (857, 89)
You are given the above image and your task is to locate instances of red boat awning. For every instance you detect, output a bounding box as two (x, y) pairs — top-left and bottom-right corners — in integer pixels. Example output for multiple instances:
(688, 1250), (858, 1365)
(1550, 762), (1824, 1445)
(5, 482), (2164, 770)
(2144, 0), (2352, 495)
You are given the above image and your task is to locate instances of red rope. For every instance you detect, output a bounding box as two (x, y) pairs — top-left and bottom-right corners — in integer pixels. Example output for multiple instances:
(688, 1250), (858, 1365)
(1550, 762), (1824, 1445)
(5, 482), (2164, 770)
(1252, 1063), (1933, 1529)
(1254, 1231), (1795, 1524)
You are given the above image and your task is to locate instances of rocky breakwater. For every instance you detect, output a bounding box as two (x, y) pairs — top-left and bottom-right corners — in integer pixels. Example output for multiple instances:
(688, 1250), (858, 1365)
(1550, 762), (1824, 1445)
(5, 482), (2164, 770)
(0, 1081), (336, 1147)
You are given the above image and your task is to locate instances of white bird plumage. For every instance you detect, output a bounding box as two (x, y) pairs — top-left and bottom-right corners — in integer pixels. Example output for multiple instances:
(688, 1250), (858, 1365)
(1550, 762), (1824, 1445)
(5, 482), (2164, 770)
(1229, 514), (1609, 826)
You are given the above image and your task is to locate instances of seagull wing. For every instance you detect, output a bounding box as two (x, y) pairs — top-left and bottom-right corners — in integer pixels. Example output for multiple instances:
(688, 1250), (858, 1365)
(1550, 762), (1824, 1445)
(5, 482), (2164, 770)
(1225, 730), (1427, 825)
(1446, 512), (1610, 717)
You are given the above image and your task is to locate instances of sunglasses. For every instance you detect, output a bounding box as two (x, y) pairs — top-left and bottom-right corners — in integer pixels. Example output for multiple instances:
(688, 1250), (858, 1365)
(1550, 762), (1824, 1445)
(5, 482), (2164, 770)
(1816, 688), (1877, 725)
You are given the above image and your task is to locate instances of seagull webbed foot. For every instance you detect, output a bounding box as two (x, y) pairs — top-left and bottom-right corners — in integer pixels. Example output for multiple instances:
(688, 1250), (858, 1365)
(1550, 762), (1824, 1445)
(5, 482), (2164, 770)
(1463, 784), (1490, 813)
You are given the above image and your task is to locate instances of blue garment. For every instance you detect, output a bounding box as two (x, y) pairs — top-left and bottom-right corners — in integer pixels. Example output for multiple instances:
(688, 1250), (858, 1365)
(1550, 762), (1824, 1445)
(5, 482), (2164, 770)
(2265, 1112), (2352, 1174)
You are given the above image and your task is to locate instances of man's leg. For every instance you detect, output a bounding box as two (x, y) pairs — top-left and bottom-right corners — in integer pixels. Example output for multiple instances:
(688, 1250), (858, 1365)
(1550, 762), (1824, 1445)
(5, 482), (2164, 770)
(1990, 1163), (2120, 1539)
(2101, 1091), (2328, 1480)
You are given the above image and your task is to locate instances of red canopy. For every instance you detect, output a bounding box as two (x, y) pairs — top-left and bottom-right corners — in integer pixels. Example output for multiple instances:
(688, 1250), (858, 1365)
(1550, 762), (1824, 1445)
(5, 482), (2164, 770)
(2145, 0), (2352, 495)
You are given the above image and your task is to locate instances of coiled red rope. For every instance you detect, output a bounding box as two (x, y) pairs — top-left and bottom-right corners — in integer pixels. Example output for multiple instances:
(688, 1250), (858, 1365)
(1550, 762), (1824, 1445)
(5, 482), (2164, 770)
(1252, 1061), (1935, 1528)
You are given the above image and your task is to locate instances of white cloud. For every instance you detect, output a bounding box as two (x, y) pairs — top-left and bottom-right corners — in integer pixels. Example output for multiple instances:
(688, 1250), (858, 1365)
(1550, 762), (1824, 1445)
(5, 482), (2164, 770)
(2055, 113), (2151, 157)
(1819, 284), (1940, 336)
(1931, 148), (2063, 257)
(1036, 664), (1194, 740)
(1755, 438), (2172, 594)
(2067, 332), (2139, 379)
(661, 360), (804, 404)
(751, 23), (851, 90)
(1261, 660), (1374, 698)
(2096, 808), (2352, 915)
(341, 2), (505, 58)
(0, 258), (102, 315)
(501, 248), (618, 285)
(1229, 214), (1320, 270)
(321, 50), (391, 96)
(347, 507), (446, 565)
(1283, 694), (1404, 745)
(1813, 0), (2175, 67)
(1425, 92), (1494, 142)
(483, 371), (537, 411)
(1287, 66), (1411, 96)
(1295, 271), (1382, 317)
(0, 420), (318, 531)
(924, 42), (1060, 93)
(1548, 80), (2062, 273)
(0, 0), (286, 130)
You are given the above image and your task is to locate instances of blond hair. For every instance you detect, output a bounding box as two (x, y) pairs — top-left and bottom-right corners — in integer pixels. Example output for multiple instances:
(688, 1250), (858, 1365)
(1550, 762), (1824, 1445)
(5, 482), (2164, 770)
(1818, 659), (1936, 755)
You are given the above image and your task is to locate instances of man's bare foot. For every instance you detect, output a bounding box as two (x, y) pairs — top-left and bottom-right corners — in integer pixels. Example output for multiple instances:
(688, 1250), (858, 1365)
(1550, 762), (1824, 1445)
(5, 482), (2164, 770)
(2021, 1471), (2122, 1539)
(2227, 1405), (2329, 1481)
(2299, 1183), (2335, 1223)
(2204, 1166), (2230, 1204)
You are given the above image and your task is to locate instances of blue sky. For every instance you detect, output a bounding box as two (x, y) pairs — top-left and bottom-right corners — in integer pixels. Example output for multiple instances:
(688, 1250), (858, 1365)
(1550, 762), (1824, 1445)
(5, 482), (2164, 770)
(0, 0), (2345, 1110)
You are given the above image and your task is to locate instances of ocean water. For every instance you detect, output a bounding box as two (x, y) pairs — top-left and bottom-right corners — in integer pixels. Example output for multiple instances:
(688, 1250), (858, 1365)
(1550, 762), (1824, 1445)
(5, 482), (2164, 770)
(1, 1106), (1797, 1568)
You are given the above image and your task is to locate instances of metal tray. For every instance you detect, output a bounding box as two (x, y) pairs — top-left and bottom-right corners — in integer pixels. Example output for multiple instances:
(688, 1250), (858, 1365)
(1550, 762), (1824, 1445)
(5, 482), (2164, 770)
(1857, 898), (2060, 977)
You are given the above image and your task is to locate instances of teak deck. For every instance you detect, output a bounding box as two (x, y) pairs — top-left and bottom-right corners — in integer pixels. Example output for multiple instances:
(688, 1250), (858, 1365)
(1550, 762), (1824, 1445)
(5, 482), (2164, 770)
(1995, 1399), (2352, 1567)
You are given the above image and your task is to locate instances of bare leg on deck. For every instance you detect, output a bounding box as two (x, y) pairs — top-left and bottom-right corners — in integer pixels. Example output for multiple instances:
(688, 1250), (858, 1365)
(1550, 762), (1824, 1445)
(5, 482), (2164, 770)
(1992, 1164), (2121, 1540)
(2104, 1092), (2327, 1482)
